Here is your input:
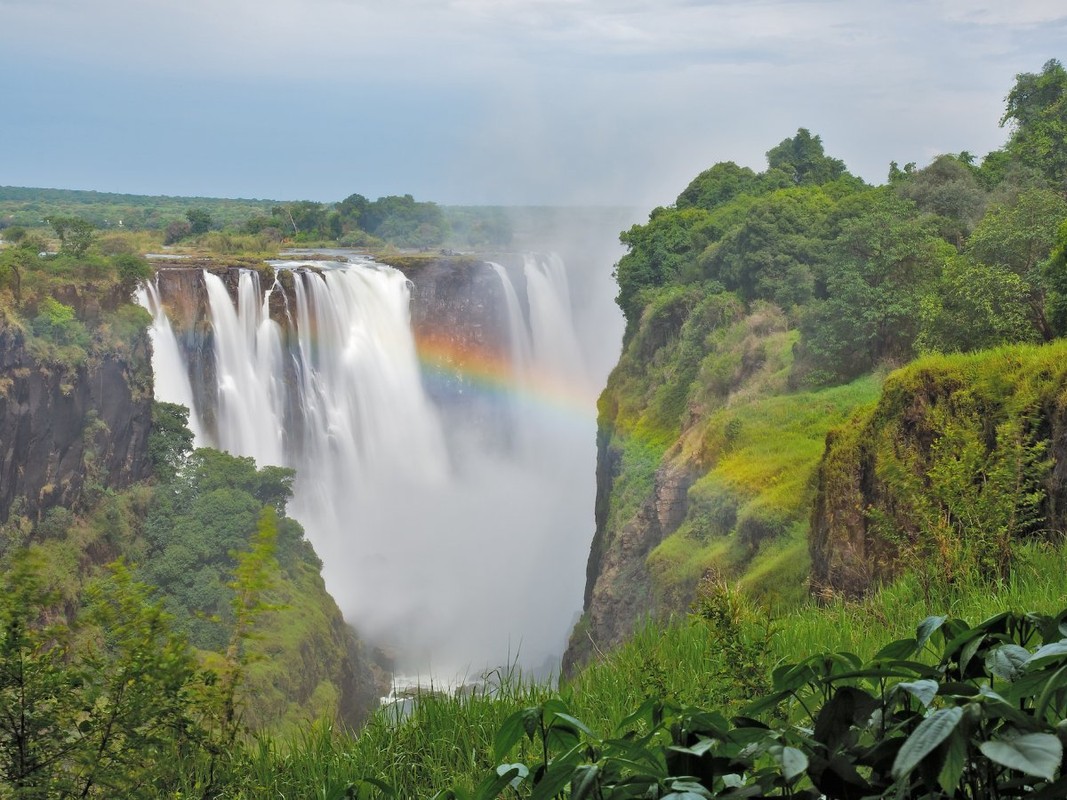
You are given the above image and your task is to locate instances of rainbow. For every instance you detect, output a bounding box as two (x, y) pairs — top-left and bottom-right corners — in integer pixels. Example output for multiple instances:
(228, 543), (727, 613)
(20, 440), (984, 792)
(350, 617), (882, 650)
(414, 334), (599, 421)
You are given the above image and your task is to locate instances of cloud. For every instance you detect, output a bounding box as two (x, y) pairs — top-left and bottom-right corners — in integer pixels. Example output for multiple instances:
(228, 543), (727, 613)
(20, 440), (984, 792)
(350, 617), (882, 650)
(1, 0), (1063, 203)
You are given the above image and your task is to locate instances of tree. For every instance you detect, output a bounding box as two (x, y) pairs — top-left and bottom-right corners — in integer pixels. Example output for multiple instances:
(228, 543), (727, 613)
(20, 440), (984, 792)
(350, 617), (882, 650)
(701, 185), (837, 308)
(798, 192), (949, 382)
(1001, 58), (1067, 191)
(147, 402), (195, 483)
(895, 154), (988, 244)
(764, 128), (849, 187)
(163, 220), (191, 245)
(45, 215), (95, 257)
(112, 253), (152, 293)
(676, 161), (761, 211)
(185, 208), (212, 235)
(966, 187), (1067, 339)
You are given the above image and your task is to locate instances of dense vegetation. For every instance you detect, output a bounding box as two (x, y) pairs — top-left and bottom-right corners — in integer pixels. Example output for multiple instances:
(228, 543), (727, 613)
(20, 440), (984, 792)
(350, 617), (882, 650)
(574, 58), (1067, 661)
(0, 187), (515, 253)
(1, 58), (1067, 798)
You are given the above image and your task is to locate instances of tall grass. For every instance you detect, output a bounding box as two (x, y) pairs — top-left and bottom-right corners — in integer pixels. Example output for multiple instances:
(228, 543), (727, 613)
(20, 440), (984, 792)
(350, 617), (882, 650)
(211, 538), (1067, 798)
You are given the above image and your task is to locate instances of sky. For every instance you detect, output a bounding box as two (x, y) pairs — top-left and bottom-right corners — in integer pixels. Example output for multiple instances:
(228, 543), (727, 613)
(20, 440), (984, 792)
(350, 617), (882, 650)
(1, 0), (1065, 207)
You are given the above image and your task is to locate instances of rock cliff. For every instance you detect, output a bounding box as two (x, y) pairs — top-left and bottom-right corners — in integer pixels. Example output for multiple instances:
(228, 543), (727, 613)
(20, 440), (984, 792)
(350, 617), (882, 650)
(810, 342), (1067, 598)
(0, 326), (152, 523)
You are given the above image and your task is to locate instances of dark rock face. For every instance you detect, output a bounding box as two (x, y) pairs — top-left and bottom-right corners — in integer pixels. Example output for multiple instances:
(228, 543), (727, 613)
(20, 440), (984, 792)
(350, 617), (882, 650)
(563, 427), (695, 674)
(0, 327), (153, 523)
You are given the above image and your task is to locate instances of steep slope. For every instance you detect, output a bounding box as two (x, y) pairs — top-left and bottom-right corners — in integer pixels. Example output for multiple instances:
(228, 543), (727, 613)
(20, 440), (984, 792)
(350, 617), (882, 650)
(811, 341), (1067, 597)
(564, 285), (882, 670)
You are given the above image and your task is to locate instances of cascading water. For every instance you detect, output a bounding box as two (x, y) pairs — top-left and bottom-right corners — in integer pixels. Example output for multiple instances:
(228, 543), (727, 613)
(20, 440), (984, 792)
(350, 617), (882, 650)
(145, 252), (616, 678)
(137, 281), (205, 442)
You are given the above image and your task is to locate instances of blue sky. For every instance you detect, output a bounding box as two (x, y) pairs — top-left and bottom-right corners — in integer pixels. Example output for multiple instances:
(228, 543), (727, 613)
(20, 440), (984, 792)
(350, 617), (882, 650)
(1, 0), (1065, 206)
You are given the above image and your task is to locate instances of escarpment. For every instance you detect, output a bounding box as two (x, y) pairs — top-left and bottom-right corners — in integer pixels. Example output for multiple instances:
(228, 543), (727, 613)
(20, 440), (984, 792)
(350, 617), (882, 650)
(810, 343), (1067, 598)
(0, 325), (152, 523)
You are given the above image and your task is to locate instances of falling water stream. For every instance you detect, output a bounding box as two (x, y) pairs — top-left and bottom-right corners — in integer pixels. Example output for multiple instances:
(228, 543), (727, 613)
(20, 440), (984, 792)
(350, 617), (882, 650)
(143, 252), (616, 680)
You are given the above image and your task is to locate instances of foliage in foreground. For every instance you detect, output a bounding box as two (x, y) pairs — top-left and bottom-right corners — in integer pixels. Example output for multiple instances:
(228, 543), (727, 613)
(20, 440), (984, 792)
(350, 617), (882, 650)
(459, 606), (1067, 800)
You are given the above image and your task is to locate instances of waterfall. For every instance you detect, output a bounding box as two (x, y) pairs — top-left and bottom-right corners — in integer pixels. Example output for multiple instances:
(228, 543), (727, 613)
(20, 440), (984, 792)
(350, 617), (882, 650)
(147, 254), (608, 678)
(138, 280), (205, 442)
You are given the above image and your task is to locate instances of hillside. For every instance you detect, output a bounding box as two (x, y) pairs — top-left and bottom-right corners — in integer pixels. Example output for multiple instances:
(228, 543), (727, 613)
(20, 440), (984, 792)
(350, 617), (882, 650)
(566, 59), (1067, 670)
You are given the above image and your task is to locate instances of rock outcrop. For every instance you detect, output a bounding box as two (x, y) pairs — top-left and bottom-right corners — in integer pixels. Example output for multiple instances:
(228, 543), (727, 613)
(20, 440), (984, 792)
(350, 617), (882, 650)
(810, 343), (1067, 598)
(0, 326), (153, 523)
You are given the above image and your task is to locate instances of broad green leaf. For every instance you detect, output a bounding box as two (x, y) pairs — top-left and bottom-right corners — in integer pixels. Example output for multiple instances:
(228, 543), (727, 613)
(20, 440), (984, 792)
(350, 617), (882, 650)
(494, 709), (528, 759)
(778, 746), (808, 781)
(570, 765), (599, 800)
(891, 707), (964, 780)
(1027, 641), (1067, 668)
(668, 736), (716, 757)
(874, 637), (918, 660)
(473, 767), (520, 800)
(553, 712), (596, 739)
(987, 644), (1031, 682)
(896, 679), (939, 707)
(665, 779), (716, 798)
(980, 733), (1062, 780)
(959, 634), (984, 675)
(530, 762), (577, 800)
(916, 615), (947, 652)
(1035, 664), (1067, 722)
(938, 728), (968, 795)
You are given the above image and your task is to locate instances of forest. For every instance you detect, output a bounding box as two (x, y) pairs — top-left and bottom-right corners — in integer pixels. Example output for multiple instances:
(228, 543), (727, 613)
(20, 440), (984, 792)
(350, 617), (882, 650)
(0, 59), (1066, 798)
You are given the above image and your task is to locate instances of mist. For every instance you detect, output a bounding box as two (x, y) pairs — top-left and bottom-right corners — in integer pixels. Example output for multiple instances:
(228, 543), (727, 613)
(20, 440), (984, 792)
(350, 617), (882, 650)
(143, 208), (635, 681)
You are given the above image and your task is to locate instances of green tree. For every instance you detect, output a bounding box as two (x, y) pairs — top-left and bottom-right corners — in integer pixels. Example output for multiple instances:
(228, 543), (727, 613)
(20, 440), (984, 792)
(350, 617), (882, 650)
(896, 154), (988, 244)
(676, 161), (761, 211)
(917, 254), (1036, 353)
(112, 253), (152, 293)
(966, 187), (1067, 339)
(1001, 58), (1067, 191)
(614, 206), (713, 332)
(45, 215), (95, 257)
(764, 128), (849, 187)
(0, 551), (80, 798)
(147, 402), (195, 483)
(701, 185), (837, 307)
(799, 192), (948, 383)
(185, 208), (212, 235)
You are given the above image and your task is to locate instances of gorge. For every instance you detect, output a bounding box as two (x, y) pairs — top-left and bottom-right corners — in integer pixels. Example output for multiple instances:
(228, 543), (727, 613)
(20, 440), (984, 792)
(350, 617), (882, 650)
(141, 245), (624, 679)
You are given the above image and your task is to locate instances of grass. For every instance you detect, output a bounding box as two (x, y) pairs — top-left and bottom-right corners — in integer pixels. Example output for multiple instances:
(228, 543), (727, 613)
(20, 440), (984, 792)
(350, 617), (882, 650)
(645, 371), (883, 611)
(212, 535), (1067, 798)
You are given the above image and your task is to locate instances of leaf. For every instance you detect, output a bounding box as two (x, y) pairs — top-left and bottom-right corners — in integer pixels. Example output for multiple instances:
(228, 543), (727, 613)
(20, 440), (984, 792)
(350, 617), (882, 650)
(496, 763), (528, 790)
(472, 767), (520, 800)
(916, 615), (947, 652)
(530, 762), (577, 800)
(814, 687), (878, 751)
(669, 736), (716, 757)
(553, 712), (596, 740)
(980, 733), (1062, 781)
(1027, 641), (1067, 669)
(938, 728), (968, 795)
(987, 644), (1032, 682)
(895, 679), (939, 708)
(874, 637), (918, 660)
(891, 707), (964, 780)
(570, 765), (599, 800)
(778, 746), (808, 781)
(663, 779), (714, 798)
(959, 634), (985, 675)
(494, 710), (529, 760)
